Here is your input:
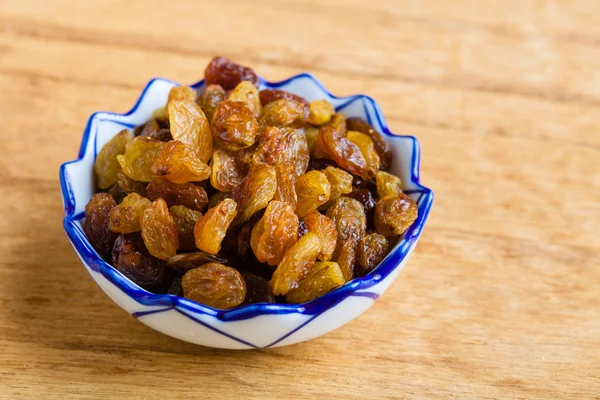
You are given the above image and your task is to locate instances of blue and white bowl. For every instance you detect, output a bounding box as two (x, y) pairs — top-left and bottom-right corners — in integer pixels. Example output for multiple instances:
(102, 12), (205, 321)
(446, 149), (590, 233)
(60, 74), (434, 349)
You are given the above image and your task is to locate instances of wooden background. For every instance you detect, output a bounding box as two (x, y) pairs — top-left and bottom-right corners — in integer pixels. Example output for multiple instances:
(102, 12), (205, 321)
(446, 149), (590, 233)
(1, 0), (599, 398)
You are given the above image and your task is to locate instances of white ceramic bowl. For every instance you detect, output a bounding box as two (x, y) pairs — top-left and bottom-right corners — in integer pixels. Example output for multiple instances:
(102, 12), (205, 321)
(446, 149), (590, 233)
(60, 74), (434, 349)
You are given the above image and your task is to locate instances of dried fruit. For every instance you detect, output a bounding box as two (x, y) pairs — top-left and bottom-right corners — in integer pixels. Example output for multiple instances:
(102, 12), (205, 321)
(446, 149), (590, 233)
(274, 162), (298, 208)
(147, 178), (208, 212)
(374, 193), (418, 236)
(375, 171), (403, 199)
(302, 211), (336, 261)
(194, 198), (237, 254)
(334, 239), (357, 282)
(84, 193), (118, 258)
(358, 233), (389, 271)
(182, 263), (246, 309)
(140, 198), (179, 260)
(208, 190), (232, 209)
(168, 98), (212, 163)
(347, 130), (380, 179)
(167, 277), (183, 296)
(326, 112), (347, 136)
(167, 86), (197, 106)
(204, 56), (259, 90)
(169, 205), (202, 250)
(346, 189), (376, 227)
(286, 262), (344, 303)
(117, 137), (165, 182)
(295, 170), (331, 218)
(326, 197), (366, 243)
(346, 117), (392, 171)
(211, 100), (258, 151)
(210, 147), (245, 192)
(322, 166), (353, 204)
(312, 126), (367, 178)
(259, 89), (308, 108)
(232, 164), (277, 225)
(228, 81), (262, 117)
(151, 140), (211, 184)
(109, 193), (151, 234)
(112, 233), (166, 288)
(305, 126), (319, 153)
(298, 220), (308, 238)
(259, 99), (308, 127)
(246, 126), (286, 166)
(307, 158), (337, 172)
(108, 183), (127, 203)
(167, 251), (228, 274)
(94, 129), (133, 189)
(270, 232), (321, 295)
(241, 271), (275, 304)
(250, 201), (299, 266)
(196, 84), (226, 122)
(116, 171), (147, 197)
(308, 99), (334, 125)
(279, 127), (309, 176)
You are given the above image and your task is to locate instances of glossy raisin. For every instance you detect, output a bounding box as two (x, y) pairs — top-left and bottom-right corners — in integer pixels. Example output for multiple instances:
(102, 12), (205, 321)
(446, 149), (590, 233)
(117, 137), (165, 182)
(151, 140), (211, 184)
(334, 239), (357, 282)
(168, 98), (213, 163)
(147, 178), (208, 212)
(232, 164), (277, 225)
(305, 126), (319, 153)
(358, 233), (389, 272)
(274, 162), (298, 208)
(112, 233), (166, 288)
(167, 86), (197, 107)
(326, 112), (347, 136)
(326, 196), (366, 243)
(279, 127), (309, 176)
(241, 271), (275, 305)
(107, 183), (127, 204)
(346, 189), (376, 227)
(250, 201), (299, 266)
(246, 126), (287, 167)
(295, 170), (331, 218)
(167, 277), (183, 296)
(259, 89), (309, 108)
(322, 166), (353, 204)
(285, 261), (344, 304)
(269, 232), (321, 295)
(116, 171), (147, 197)
(204, 56), (259, 90)
(94, 129), (133, 189)
(347, 130), (380, 179)
(374, 193), (418, 236)
(208, 190), (232, 210)
(169, 205), (202, 251)
(210, 147), (245, 192)
(167, 251), (228, 274)
(182, 263), (246, 309)
(375, 171), (403, 199)
(308, 100), (335, 125)
(302, 210), (337, 261)
(196, 84), (226, 122)
(211, 100), (258, 151)
(258, 99), (309, 127)
(140, 198), (179, 260)
(228, 81), (262, 118)
(312, 126), (368, 178)
(109, 193), (151, 234)
(194, 198), (237, 254)
(346, 117), (392, 171)
(84, 193), (118, 258)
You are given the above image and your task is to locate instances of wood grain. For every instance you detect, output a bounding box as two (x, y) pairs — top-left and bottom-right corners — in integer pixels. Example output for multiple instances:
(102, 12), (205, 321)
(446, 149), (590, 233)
(1, 0), (599, 398)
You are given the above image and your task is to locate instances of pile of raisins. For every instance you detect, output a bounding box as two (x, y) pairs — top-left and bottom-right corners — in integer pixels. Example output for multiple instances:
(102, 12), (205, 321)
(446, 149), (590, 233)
(84, 56), (418, 309)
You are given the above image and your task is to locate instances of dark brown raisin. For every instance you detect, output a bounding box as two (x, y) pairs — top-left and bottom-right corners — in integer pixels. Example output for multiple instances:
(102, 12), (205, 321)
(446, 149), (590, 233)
(166, 251), (229, 274)
(346, 117), (392, 171)
(259, 89), (309, 108)
(241, 270), (275, 305)
(167, 277), (183, 296)
(111, 233), (166, 289)
(147, 178), (208, 212)
(84, 193), (118, 258)
(204, 56), (259, 90)
(346, 189), (376, 228)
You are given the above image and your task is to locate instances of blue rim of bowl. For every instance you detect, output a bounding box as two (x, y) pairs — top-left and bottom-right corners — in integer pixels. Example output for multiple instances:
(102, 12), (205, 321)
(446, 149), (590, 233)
(59, 73), (434, 322)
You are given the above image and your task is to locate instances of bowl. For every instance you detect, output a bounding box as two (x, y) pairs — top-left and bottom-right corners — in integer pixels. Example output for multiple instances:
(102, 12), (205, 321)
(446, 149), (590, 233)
(59, 73), (434, 349)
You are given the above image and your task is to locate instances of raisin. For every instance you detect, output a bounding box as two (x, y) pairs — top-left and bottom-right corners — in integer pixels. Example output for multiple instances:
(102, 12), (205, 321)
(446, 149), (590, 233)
(109, 193), (151, 234)
(250, 201), (299, 266)
(208, 190), (232, 209)
(246, 126), (287, 167)
(111, 233), (166, 288)
(305, 126), (319, 153)
(168, 98), (213, 163)
(182, 263), (246, 309)
(107, 183), (127, 204)
(307, 100), (335, 125)
(204, 56), (259, 90)
(169, 205), (202, 251)
(273, 162), (298, 208)
(312, 126), (368, 178)
(322, 166), (353, 204)
(346, 189), (376, 227)
(94, 129), (133, 189)
(351, 174), (366, 189)
(295, 170), (331, 218)
(269, 232), (321, 295)
(259, 89), (308, 108)
(196, 84), (226, 122)
(167, 277), (183, 296)
(326, 197), (366, 243)
(298, 220), (308, 238)
(140, 198), (179, 260)
(151, 140), (211, 184)
(194, 198), (237, 254)
(117, 137), (165, 182)
(258, 99), (309, 127)
(307, 158), (337, 172)
(167, 86), (197, 107)
(279, 127), (309, 176)
(84, 193), (118, 258)
(326, 112), (347, 136)
(139, 119), (161, 138)
(334, 239), (357, 282)
(375, 171), (403, 199)
(358, 233), (389, 272)
(167, 251), (228, 274)
(228, 81), (262, 118)
(232, 164), (277, 225)
(116, 171), (147, 197)
(147, 178), (208, 212)
(211, 100), (258, 151)
(374, 193), (418, 236)
(210, 147), (245, 192)
(347, 130), (380, 179)
(285, 261), (344, 304)
(302, 210), (337, 261)
(241, 270), (275, 305)
(346, 117), (392, 171)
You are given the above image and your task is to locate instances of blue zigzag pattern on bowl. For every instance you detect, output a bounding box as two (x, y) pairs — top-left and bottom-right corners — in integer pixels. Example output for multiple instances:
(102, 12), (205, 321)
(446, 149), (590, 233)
(60, 73), (434, 348)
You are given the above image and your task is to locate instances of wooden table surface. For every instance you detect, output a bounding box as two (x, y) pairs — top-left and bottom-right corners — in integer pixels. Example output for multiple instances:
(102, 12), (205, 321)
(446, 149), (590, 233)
(1, 1), (599, 398)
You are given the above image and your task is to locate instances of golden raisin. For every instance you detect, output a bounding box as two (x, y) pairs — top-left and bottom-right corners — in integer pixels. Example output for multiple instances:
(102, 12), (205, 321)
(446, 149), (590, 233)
(112, 233), (166, 288)
(182, 263), (246, 309)
(83, 193), (118, 258)
(211, 100), (258, 151)
(346, 117), (392, 171)
(194, 198), (237, 254)
(196, 84), (226, 122)
(140, 198), (179, 260)
(375, 171), (403, 199)
(334, 239), (357, 282)
(259, 99), (309, 127)
(295, 170), (331, 218)
(228, 81), (262, 118)
(250, 201), (299, 266)
(302, 210), (337, 261)
(232, 164), (277, 225)
(246, 126), (287, 167)
(109, 193), (151, 234)
(169, 205), (202, 251)
(312, 126), (368, 178)
(326, 112), (347, 136)
(285, 261), (344, 304)
(347, 130), (380, 179)
(116, 170), (147, 197)
(274, 162), (298, 208)
(94, 129), (133, 189)
(151, 140), (211, 184)
(147, 178), (208, 212)
(270, 232), (321, 295)
(322, 166), (353, 204)
(167, 86), (197, 107)
(168, 98), (213, 163)
(116, 136), (164, 182)
(204, 56), (259, 90)
(210, 147), (245, 192)
(374, 193), (418, 236)
(279, 127), (309, 176)
(308, 99), (335, 125)
(358, 233), (389, 271)
(326, 196), (366, 242)
(305, 126), (319, 153)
